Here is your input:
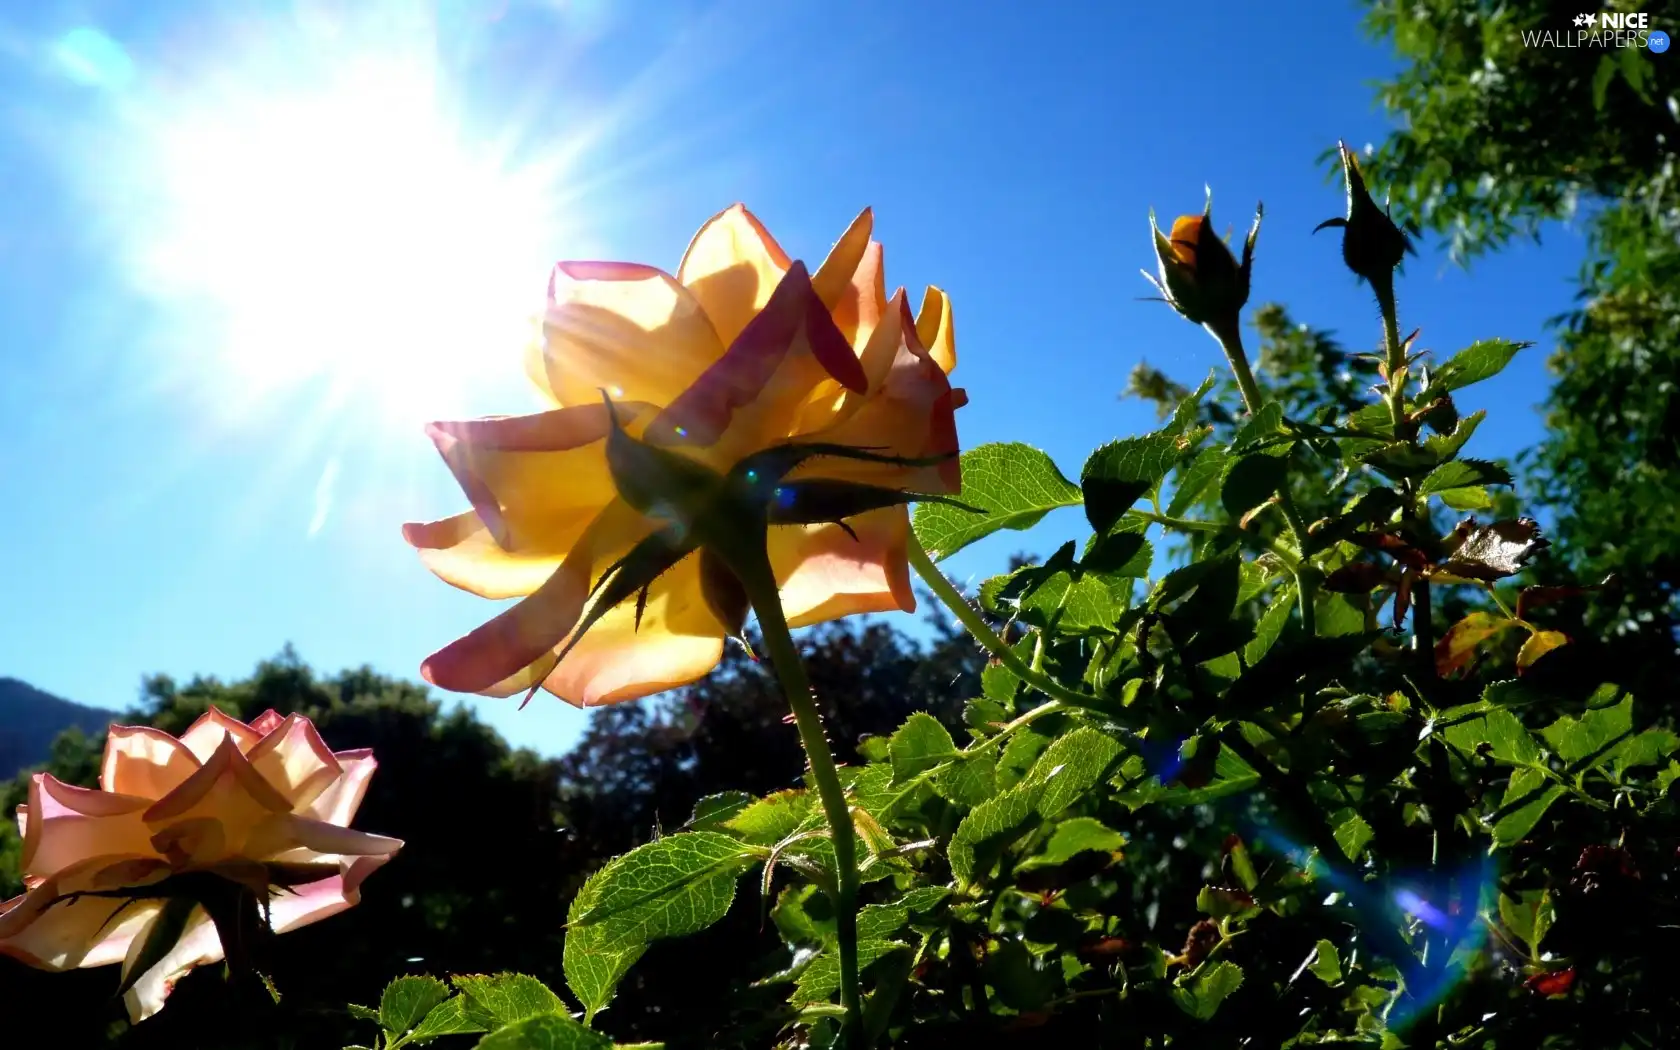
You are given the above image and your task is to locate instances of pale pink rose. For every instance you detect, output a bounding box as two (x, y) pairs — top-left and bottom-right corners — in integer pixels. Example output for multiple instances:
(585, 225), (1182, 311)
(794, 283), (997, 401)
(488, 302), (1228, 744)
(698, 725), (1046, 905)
(0, 707), (401, 1021)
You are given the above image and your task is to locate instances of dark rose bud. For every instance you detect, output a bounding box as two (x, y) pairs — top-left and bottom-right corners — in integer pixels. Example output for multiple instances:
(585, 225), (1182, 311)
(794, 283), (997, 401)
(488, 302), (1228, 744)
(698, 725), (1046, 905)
(1314, 141), (1414, 285)
(1076, 935), (1134, 964)
(1143, 192), (1262, 330)
(1180, 918), (1221, 968)
(1571, 844), (1639, 897)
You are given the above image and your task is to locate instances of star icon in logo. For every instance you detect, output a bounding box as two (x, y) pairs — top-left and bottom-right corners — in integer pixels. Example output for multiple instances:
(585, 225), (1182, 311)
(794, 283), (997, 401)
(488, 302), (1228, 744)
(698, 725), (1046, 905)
(1574, 13), (1586, 24)
(1584, 12), (1598, 25)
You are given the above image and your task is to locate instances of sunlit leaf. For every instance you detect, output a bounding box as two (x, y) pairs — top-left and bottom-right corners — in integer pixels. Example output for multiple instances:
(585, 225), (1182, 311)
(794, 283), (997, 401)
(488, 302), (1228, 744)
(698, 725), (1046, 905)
(912, 443), (1082, 560)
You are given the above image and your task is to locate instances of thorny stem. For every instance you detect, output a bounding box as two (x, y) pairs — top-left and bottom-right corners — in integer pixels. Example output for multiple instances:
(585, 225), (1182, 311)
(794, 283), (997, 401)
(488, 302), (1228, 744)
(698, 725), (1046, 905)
(906, 532), (1107, 710)
(738, 549), (862, 1048)
(1204, 318), (1319, 638)
(1374, 276), (1436, 670)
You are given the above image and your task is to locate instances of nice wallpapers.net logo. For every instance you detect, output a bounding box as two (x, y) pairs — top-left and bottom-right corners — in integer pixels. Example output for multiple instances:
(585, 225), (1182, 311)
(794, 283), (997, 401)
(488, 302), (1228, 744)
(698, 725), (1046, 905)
(1521, 10), (1670, 50)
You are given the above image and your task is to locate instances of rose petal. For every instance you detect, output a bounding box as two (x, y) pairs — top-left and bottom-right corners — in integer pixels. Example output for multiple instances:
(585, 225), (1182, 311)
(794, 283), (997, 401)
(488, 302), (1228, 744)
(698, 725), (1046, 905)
(421, 501), (651, 695)
(914, 285), (956, 375)
(246, 714), (343, 811)
(541, 550), (726, 707)
(535, 261), (726, 409)
(244, 812), (403, 860)
(20, 775), (156, 877)
(0, 883), (154, 971)
(418, 402), (632, 554)
(143, 738), (293, 864)
(797, 292), (962, 494)
(268, 854), (392, 935)
(677, 203), (794, 348)
(770, 507), (917, 628)
(811, 208), (874, 309)
(829, 239), (887, 353)
(100, 726), (202, 801)
(402, 512), (565, 600)
(248, 710), (285, 735)
(177, 707), (262, 762)
(648, 263), (867, 453)
(121, 905), (223, 1023)
(307, 751), (376, 826)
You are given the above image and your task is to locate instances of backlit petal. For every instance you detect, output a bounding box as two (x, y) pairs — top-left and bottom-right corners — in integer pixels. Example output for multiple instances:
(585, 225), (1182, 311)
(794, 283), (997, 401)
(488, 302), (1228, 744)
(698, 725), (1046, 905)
(914, 285), (956, 375)
(770, 508), (917, 628)
(541, 550), (725, 707)
(797, 292), (962, 493)
(677, 204), (793, 348)
(402, 512), (564, 600)
(178, 707), (262, 762)
(101, 726), (201, 801)
(144, 737), (293, 865)
(418, 402), (634, 554)
(0, 883), (152, 971)
(268, 853), (391, 934)
(649, 263), (867, 455)
(121, 906), (222, 1023)
(308, 751), (376, 825)
(245, 715), (343, 811)
(20, 775), (156, 877)
(535, 261), (725, 409)
(421, 501), (652, 695)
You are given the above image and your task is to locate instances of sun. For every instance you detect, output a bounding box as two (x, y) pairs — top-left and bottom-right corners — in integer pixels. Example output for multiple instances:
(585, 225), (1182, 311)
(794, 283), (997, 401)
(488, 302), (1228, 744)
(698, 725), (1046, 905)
(104, 23), (567, 426)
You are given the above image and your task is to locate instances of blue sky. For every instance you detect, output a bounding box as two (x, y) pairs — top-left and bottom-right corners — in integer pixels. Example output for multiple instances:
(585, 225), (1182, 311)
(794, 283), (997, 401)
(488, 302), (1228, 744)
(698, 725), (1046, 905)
(0, 0), (1587, 756)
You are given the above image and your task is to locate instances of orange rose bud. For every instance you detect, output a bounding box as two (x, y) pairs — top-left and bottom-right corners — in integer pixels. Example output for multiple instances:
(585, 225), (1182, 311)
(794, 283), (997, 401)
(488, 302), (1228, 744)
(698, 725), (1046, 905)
(1143, 191), (1262, 330)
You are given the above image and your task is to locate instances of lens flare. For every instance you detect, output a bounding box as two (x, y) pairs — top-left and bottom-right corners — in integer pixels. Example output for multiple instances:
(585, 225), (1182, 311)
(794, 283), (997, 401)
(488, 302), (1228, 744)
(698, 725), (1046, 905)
(1249, 824), (1497, 1032)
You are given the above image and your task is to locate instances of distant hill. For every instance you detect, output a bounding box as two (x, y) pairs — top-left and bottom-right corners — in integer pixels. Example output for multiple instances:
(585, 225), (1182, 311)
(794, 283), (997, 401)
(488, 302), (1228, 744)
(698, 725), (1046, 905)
(0, 677), (117, 777)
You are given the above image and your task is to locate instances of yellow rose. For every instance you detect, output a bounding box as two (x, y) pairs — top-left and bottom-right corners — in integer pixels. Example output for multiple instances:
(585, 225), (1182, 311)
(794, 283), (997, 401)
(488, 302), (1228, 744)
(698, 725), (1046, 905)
(405, 205), (964, 706)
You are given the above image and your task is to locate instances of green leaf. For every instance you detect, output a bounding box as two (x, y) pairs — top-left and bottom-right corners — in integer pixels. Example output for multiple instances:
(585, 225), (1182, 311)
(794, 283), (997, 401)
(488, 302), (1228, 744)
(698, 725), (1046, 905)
(1420, 458), (1512, 495)
(856, 901), (911, 941)
(1230, 401), (1284, 453)
(1172, 960), (1244, 1020)
(567, 832), (762, 934)
(1437, 704), (1541, 766)
(407, 997), (486, 1044)
(1591, 52), (1618, 111)
(1020, 817), (1126, 870)
(1082, 531), (1152, 578)
(990, 544), (1132, 635)
(473, 1013), (612, 1050)
(564, 833), (760, 1017)
(770, 884), (829, 945)
(455, 974), (568, 1031)
(1168, 448), (1230, 518)
(381, 976), (452, 1039)
(1422, 409), (1485, 462)
(1332, 810), (1373, 860)
(1499, 889), (1554, 957)
(1425, 339), (1531, 395)
(1081, 431), (1185, 534)
(1243, 584), (1294, 665)
(1540, 692), (1633, 769)
(1491, 768), (1566, 846)
(912, 443), (1081, 560)
(685, 792), (753, 831)
(793, 941), (908, 1003)
(348, 1003), (382, 1024)
(1437, 486), (1493, 511)
(1023, 726), (1123, 817)
(1308, 940), (1342, 985)
(934, 752), (997, 807)
(888, 713), (957, 783)
(948, 783), (1044, 885)
(1221, 454), (1287, 518)
(724, 790), (811, 844)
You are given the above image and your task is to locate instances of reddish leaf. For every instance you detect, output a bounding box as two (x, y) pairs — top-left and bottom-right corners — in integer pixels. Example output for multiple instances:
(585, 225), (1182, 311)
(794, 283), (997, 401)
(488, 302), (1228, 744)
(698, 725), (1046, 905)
(1516, 575), (1616, 621)
(1525, 967), (1576, 997)
(1436, 518), (1549, 582)
(1324, 562), (1389, 594)
(1434, 611), (1520, 678)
